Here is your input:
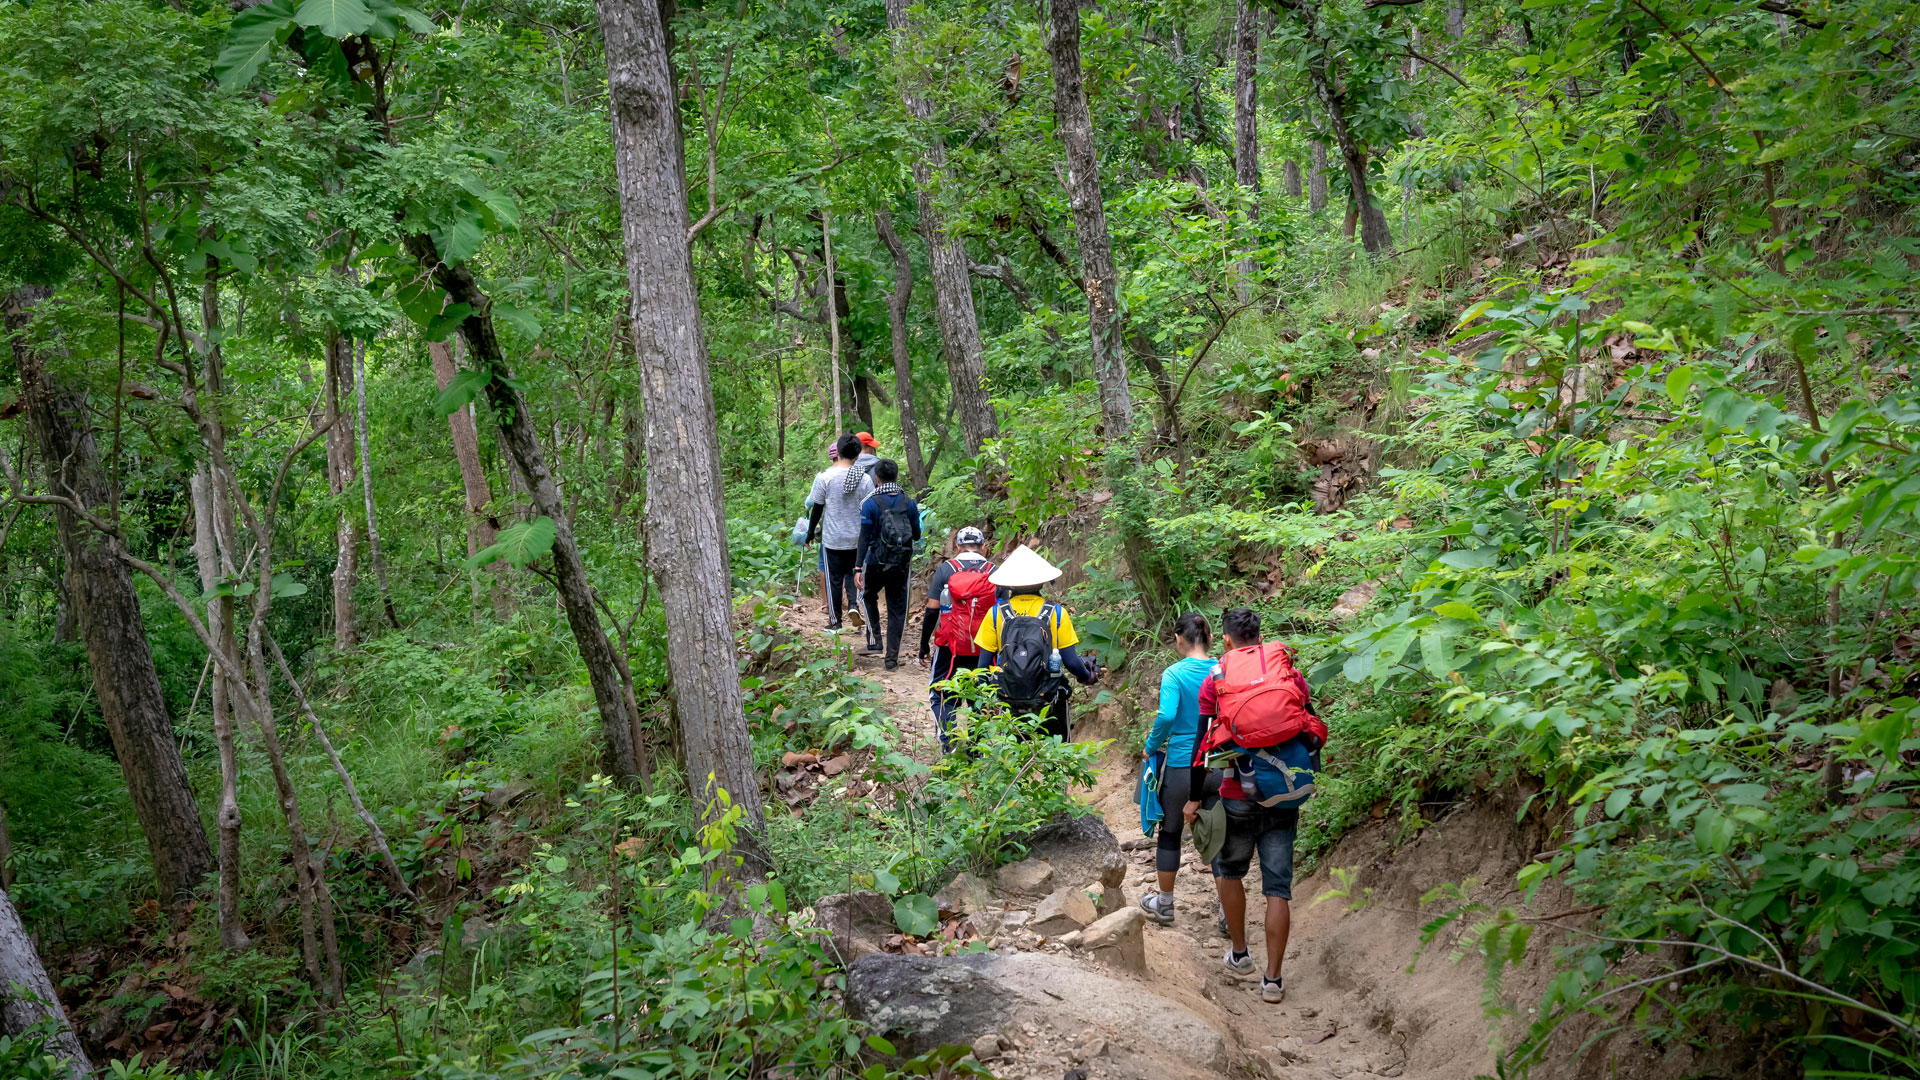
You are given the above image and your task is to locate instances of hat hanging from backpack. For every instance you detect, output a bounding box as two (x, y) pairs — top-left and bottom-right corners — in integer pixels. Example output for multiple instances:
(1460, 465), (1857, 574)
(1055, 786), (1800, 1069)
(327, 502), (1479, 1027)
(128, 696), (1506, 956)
(989, 545), (1062, 588)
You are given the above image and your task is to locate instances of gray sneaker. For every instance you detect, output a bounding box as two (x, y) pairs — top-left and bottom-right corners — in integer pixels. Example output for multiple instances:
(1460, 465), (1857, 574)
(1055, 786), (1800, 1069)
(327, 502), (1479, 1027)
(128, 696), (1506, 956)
(1261, 976), (1286, 1003)
(1139, 890), (1175, 925)
(1222, 947), (1254, 977)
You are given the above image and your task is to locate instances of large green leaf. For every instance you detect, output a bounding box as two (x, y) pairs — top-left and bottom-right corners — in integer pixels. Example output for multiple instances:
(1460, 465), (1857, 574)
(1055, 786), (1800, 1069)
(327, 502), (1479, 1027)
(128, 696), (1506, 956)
(214, 0), (297, 88)
(293, 0), (374, 40)
(434, 369), (488, 416)
(892, 894), (938, 937)
(465, 516), (556, 570)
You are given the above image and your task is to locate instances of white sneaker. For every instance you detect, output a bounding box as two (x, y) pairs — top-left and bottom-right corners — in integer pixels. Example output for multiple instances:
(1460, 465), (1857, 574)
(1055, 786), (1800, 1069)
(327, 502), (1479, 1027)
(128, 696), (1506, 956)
(1222, 947), (1254, 976)
(1261, 976), (1286, 1003)
(1139, 890), (1175, 925)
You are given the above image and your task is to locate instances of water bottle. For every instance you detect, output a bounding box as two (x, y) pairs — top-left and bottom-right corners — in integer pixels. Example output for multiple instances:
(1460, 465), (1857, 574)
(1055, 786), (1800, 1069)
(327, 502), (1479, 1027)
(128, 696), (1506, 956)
(1049, 648), (1062, 674)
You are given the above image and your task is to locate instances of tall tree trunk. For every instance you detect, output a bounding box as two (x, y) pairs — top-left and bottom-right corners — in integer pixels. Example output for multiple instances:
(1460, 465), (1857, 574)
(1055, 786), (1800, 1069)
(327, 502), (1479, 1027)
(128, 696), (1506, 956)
(403, 240), (642, 786)
(1448, 0), (1465, 40)
(1305, 45), (1393, 253)
(1232, 0), (1261, 299)
(1309, 143), (1328, 213)
(323, 332), (359, 650)
(595, 0), (766, 852)
(885, 0), (999, 456)
(6, 287), (213, 908)
(190, 468), (249, 950)
(353, 344), (400, 630)
(0, 887), (90, 1077)
(823, 210), (844, 437)
(1045, 0), (1133, 439)
(873, 211), (929, 489)
(1283, 159), (1303, 198)
(429, 340), (509, 618)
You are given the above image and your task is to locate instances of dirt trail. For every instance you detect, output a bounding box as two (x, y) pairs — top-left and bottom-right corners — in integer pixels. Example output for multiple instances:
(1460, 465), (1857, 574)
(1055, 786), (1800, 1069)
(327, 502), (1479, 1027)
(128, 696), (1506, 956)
(780, 594), (1515, 1079)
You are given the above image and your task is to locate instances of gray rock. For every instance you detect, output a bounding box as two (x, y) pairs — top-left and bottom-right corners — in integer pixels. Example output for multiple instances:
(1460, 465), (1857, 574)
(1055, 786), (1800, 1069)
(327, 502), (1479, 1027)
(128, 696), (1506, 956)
(972, 1033), (1004, 1062)
(1079, 907), (1147, 974)
(1087, 879), (1126, 918)
(1031, 887), (1097, 936)
(997, 858), (1056, 896)
(481, 781), (531, 810)
(1020, 814), (1127, 891)
(933, 871), (995, 915)
(813, 891), (896, 964)
(846, 951), (1227, 1073)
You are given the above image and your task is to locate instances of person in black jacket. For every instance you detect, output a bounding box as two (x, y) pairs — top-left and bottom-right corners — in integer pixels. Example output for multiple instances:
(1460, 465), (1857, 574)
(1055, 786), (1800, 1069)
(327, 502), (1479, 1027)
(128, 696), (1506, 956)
(854, 459), (920, 669)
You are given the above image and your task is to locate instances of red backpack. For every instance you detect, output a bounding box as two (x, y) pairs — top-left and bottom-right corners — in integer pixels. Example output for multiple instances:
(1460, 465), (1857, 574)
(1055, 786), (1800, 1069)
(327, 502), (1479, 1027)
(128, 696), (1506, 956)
(932, 560), (996, 657)
(1203, 642), (1322, 751)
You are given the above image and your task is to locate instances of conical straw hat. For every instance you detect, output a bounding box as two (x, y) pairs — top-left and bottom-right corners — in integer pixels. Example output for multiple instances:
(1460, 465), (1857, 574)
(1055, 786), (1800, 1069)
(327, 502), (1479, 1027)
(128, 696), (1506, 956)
(988, 544), (1063, 587)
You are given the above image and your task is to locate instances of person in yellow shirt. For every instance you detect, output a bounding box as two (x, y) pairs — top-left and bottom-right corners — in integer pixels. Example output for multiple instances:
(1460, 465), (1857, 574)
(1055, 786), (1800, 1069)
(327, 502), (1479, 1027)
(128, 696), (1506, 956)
(975, 545), (1099, 740)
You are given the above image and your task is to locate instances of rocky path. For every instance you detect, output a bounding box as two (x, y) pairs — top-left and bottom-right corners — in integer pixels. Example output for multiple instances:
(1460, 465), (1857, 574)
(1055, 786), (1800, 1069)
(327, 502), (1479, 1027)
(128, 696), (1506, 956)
(781, 595), (1471, 1080)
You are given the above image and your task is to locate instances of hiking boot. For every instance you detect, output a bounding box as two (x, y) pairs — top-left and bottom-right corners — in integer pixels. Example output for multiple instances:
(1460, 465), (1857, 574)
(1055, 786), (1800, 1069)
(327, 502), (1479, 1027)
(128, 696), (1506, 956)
(825, 620), (842, 631)
(865, 641), (884, 653)
(1216, 905), (1231, 939)
(1139, 890), (1175, 925)
(1222, 947), (1254, 977)
(884, 658), (899, 671)
(1261, 976), (1285, 1003)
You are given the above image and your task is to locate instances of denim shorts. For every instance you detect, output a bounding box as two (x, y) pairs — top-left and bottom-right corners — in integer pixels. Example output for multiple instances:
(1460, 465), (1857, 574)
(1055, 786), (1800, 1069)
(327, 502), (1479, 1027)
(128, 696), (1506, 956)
(1210, 800), (1300, 899)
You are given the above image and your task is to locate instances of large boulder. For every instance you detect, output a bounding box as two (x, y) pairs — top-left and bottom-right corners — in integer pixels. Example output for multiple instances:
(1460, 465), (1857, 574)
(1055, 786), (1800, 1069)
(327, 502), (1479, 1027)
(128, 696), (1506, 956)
(813, 891), (896, 964)
(1030, 887), (1097, 936)
(1020, 814), (1127, 891)
(846, 951), (1227, 1078)
(1079, 906), (1147, 974)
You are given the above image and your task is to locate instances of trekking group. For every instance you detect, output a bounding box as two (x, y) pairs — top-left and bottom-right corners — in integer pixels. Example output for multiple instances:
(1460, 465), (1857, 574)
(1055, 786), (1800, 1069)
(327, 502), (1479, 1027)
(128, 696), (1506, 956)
(802, 430), (1324, 1005)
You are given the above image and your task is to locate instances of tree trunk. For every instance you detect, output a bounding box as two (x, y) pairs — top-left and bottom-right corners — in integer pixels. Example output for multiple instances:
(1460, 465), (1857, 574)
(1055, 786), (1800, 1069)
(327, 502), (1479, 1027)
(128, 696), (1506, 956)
(323, 332), (359, 651)
(823, 210), (844, 437)
(0, 887), (90, 1077)
(1046, 0), (1134, 439)
(595, 0), (766, 853)
(403, 241), (642, 786)
(353, 344), (400, 630)
(885, 0), (999, 456)
(1233, 0), (1261, 205)
(1309, 143), (1328, 213)
(1306, 53), (1393, 253)
(190, 468), (249, 951)
(6, 286), (214, 909)
(1284, 158), (1302, 198)
(429, 340), (509, 618)
(1448, 0), (1464, 40)
(873, 211), (929, 489)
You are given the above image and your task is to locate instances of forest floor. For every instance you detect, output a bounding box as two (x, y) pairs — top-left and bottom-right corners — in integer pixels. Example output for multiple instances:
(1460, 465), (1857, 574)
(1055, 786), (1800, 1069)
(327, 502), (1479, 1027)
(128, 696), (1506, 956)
(777, 589), (1536, 1080)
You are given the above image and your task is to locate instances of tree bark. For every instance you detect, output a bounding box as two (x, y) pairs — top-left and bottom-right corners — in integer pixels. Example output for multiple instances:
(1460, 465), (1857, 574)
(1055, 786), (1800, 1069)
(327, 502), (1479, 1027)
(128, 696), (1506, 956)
(0, 887), (89, 1077)
(1309, 143), (1328, 213)
(595, 0), (767, 854)
(1046, 0), (1134, 439)
(353, 344), (400, 630)
(323, 332), (359, 650)
(1305, 48), (1393, 253)
(873, 211), (929, 489)
(1283, 158), (1303, 198)
(6, 286), (214, 909)
(190, 468), (249, 950)
(824, 210), (844, 437)
(429, 340), (509, 618)
(404, 240), (642, 786)
(885, 0), (999, 456)
(1232, 0), (1261, 299)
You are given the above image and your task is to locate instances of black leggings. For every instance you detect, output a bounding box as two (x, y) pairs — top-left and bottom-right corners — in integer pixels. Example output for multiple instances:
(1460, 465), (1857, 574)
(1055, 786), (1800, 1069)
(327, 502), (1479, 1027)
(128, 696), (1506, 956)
(1156, 766), (1217, 873)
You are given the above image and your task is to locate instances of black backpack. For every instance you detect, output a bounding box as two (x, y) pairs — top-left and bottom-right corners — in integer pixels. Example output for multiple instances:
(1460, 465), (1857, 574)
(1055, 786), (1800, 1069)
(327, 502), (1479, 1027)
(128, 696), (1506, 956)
(871, 495), (918, 573)
(994, 602), (1062, 710)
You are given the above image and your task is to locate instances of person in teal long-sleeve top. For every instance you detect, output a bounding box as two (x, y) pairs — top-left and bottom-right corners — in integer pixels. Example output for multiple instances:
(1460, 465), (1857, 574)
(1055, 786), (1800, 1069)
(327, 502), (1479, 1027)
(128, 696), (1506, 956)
(1139, 613), (1214, 925)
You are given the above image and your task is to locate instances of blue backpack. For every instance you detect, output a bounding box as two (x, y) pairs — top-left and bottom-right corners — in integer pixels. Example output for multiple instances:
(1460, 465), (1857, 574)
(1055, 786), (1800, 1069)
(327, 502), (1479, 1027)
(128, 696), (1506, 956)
(1228, 739), (1319, 809)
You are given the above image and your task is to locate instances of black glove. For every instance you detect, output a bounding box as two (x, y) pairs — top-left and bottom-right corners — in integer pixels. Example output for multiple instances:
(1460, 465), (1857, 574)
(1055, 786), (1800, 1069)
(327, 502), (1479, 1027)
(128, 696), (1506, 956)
(919, 608), (939, 658)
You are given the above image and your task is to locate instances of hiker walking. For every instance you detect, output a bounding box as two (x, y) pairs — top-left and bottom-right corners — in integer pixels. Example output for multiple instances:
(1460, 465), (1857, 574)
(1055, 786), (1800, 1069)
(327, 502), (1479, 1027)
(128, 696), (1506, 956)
(805, 433), (875, 630)
(919, 526), (995, 753)
(1138, 612), (1214, 925)
(974, 545), (1098, 741)
(1186, 607), (1327, 1004)
(854, 459), (921, 669)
